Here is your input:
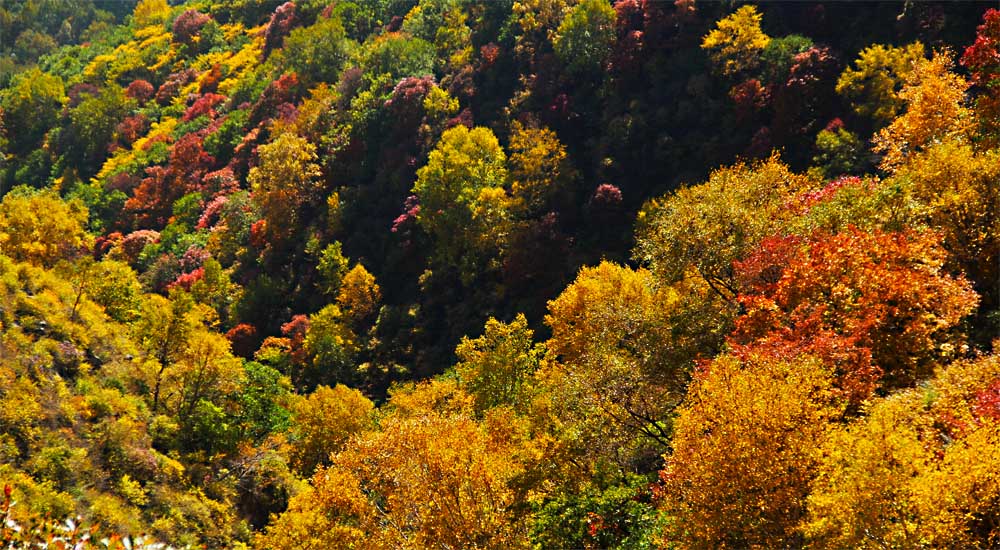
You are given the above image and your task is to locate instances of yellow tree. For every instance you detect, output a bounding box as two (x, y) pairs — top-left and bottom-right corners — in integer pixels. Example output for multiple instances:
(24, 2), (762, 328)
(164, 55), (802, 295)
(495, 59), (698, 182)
(248, 133), (323, 249)
(873, 51), (972, 170)
(701, 5), (771, 77)
(455, 313), (544, 415)
(890, 140), (1000, 317)
(335, 263), (382, 328)
(413, 125), (510, 281)
(260, 408), (537, 549)
(0, 189), (92, 268)
(507, 121), (572, 217)
(805, 353), (1000, 547)
(836, 42), (925, 126)
(634, 154), (813, 300)
(285, 384), (373, 475)
(660, 351), (841, 549)
(803, 392), (931, 548)
(541, 261), (698, 466)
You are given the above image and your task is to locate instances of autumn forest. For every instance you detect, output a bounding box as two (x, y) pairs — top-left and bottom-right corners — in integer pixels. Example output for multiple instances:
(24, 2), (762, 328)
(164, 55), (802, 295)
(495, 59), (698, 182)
(1, 0), (1000, 547)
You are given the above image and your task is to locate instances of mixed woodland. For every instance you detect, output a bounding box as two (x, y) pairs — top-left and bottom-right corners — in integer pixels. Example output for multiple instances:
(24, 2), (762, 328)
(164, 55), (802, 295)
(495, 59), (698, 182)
(2, 0), (1000, 547)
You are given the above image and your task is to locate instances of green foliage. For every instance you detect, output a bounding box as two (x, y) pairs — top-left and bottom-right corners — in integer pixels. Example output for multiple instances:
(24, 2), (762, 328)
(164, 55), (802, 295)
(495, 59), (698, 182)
(413, 125), (509, 278)
(553, 0), (616, 75)
(359, 32), (436, 81)
(281, 14), (355, 85)
(0, 68), (64, 155)
(316, 241), (349, 297)
(837, 42), (925, 127)
(455, 313), (543, 415)
(811, 126), (863, 178)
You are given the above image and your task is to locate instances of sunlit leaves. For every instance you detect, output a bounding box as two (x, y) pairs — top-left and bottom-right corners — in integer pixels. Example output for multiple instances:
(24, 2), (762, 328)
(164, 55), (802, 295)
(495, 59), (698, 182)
(873, 51), (972, 170)
(248, 132), (323, 249)
(836, 42), (925, 127)
(701, 5), (771, 77)
(0, 188), (92, 268)
(661, 352), (840, 549)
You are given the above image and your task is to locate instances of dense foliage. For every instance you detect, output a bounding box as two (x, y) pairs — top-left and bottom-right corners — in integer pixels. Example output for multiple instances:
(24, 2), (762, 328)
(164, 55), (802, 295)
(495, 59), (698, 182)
(2, 0), (1000, 547)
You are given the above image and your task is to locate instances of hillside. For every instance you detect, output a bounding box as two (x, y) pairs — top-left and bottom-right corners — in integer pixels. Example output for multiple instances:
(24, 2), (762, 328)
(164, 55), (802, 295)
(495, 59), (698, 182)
(2, 0), (1000, 547)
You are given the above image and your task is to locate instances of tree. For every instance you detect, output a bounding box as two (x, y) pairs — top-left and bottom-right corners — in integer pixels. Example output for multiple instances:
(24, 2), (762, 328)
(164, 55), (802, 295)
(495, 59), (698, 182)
(0, 68), (63, 156)
(660, 352), (840, 549)
(455, 314), (543, 415)
(889, 140), (1000, 320)
(263, 409), (537, 549)
(315, 242), (349, 298)
(132, 0), (170, 27)
(281, 13), (354, 85)
(960, 9), (1000, 142)
(805, 353), (1000, 547)
(412, 125), (510, 279)
(633, 154), (812, 300)
(286, 384), (373, 475)
(836, 42), (925, 127)
(553, 0), (616, 76)
(540, 262), (701, 466)
(0, 188), (92, 268)
(507, 121), (573, 216)
(873, 51), (972, 170)
(733, 228), (978, 397)
(701, 5), (771, 77)
(335, 263), (381, 328)
(248, 132), (323, 250)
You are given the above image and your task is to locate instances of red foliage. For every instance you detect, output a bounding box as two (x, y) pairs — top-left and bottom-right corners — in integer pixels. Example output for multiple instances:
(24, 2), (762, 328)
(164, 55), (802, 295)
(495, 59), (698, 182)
(263, 1), (297, 58)
(773, 46), (840, 139)
(729, 79), (770, 123)
(480, 43), (500, 67)
(179, 245), (209, 272)
(386, 76), (436, 132)
(197, 195), (229, 230)
(792, 175), (867, 213)
(732, 228), (979, 398)
(281, 314), (310, 366)
(249, 73), (301, 127)
(120, 230), (160, 264)
(961, 9), (1000, 87)
(226, 323), (261, 359)
(974, 378), (1000, 421)
(611, 0), (644, 78)
(591, 183), (623, 208)
(168, 266), (205, 291)
(125, 79), (155, 103)
(116, 114), (149, 145)
(249, 219), (268, 249)
(173, 9), (212, 45)
(94, 231), (123, 258)
(200, 64), (224, 94)
(156, 69), (198, 106)
(124, 133), (216, 228)
(202, 167), (240, 199)
(66, 83), (99, 108)
(183, 93), (227, 122)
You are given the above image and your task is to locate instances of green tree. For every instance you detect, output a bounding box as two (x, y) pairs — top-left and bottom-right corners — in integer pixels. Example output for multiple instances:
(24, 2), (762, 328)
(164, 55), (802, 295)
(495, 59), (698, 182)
(281, 14), (355, 85)
(413, 125), (510, 280)
(552, 0), (616, 75)
(455, 314), (543, 415)
(0, 68), (64, 155)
